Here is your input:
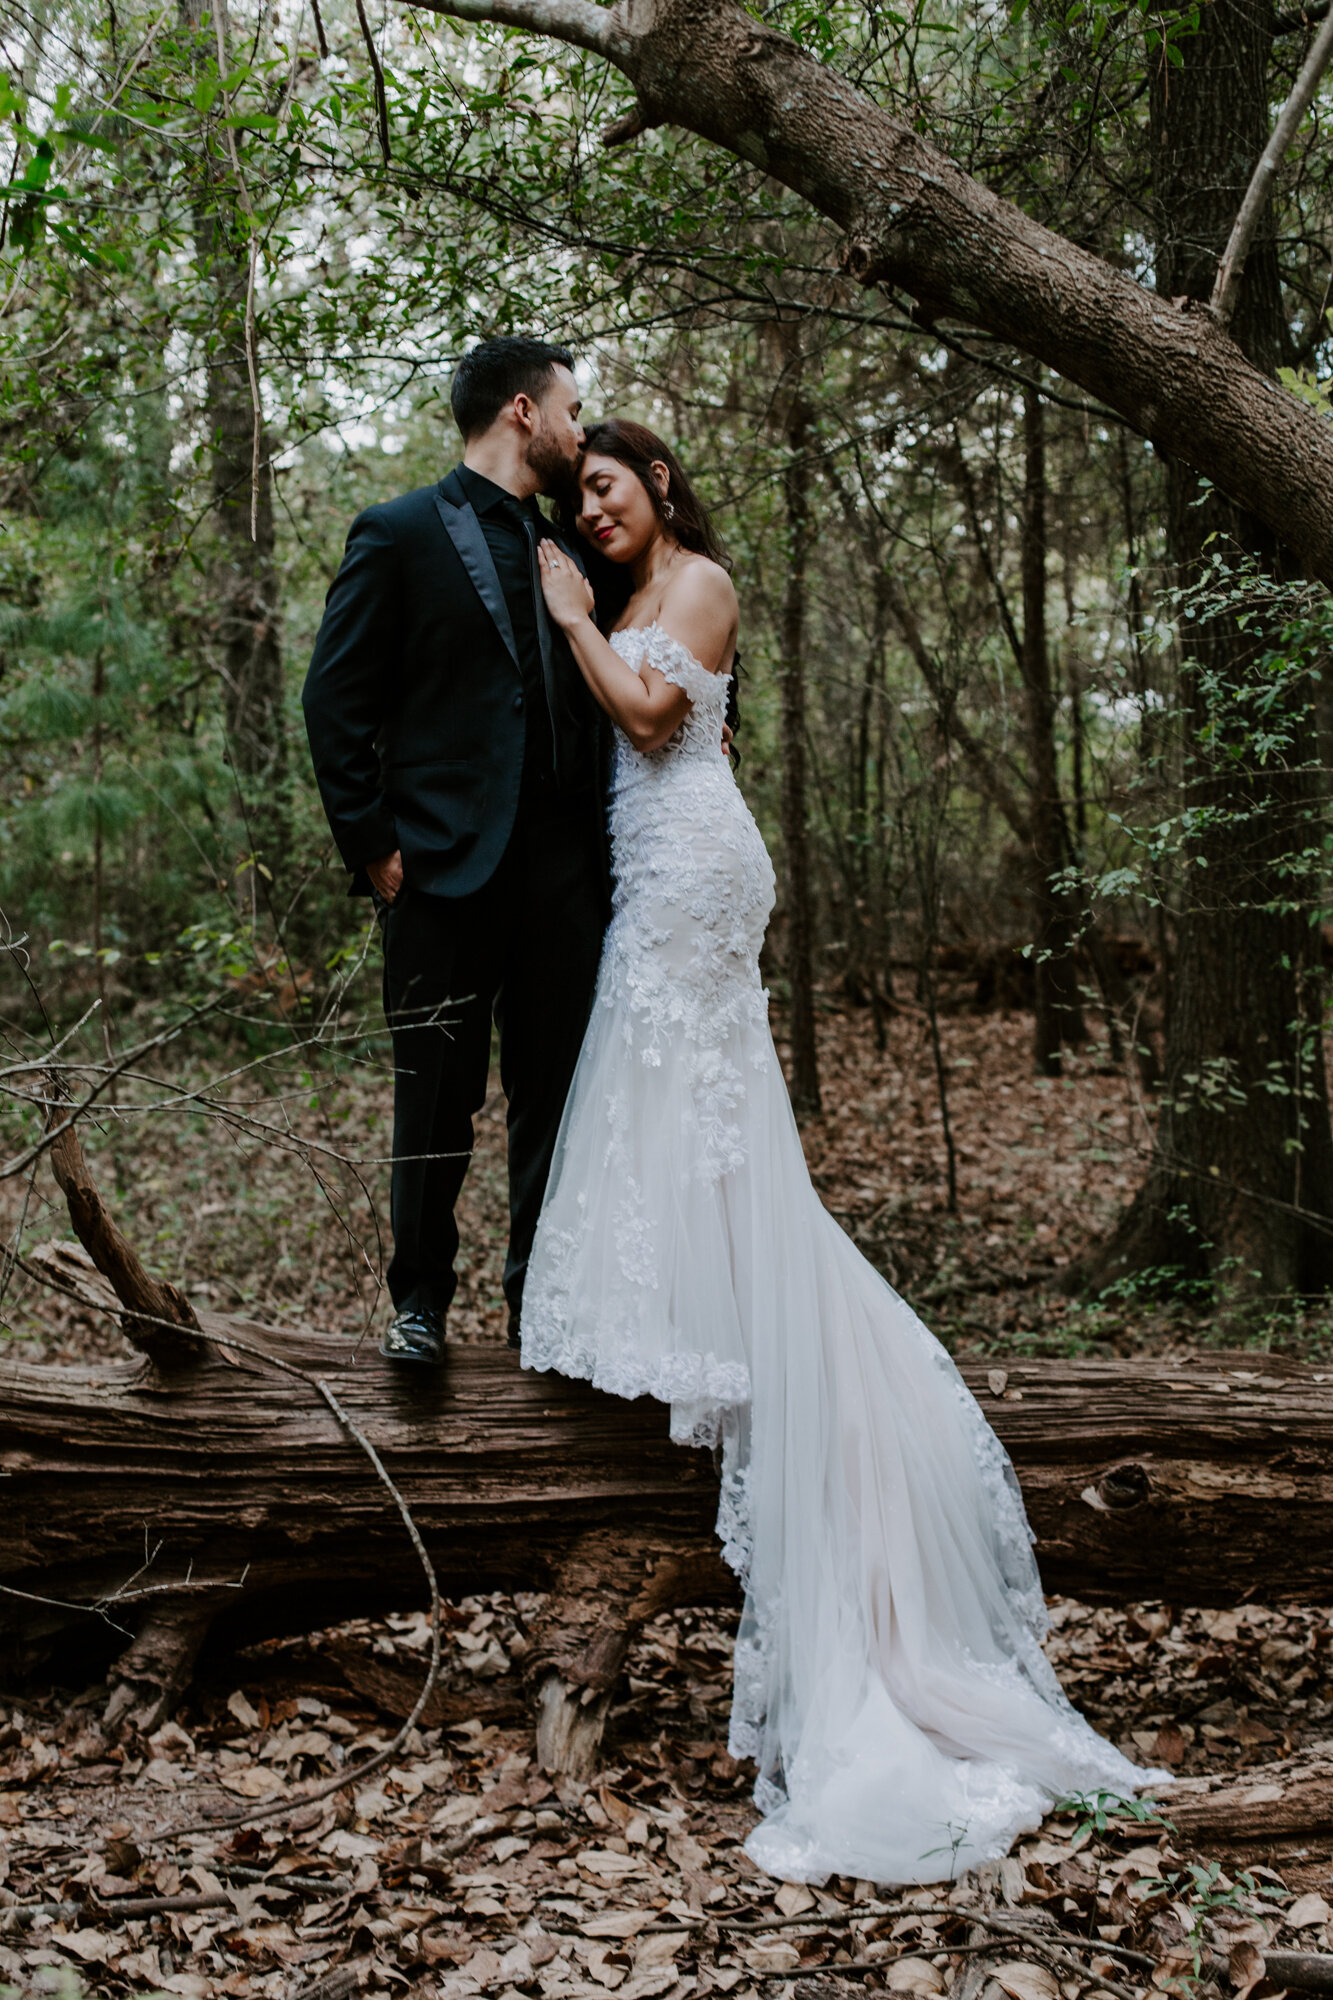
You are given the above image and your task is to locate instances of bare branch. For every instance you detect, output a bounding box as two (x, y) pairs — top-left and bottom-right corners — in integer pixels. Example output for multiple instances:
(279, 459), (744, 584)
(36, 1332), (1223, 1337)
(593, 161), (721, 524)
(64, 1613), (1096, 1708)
(1212, 6), (1333, 324)
(880, 572), (1031, 843)
(45, 1099), (207, 1364)
(409, 0), (619, 59)
(354, 0), (392, 161)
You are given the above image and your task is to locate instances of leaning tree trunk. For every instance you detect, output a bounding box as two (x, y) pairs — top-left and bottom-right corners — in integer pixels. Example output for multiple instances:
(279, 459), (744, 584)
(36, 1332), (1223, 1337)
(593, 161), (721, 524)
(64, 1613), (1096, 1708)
(1086, 0), (1333, 1305)
(406, 0), (1333, 589)
(1020, 384), (1086, 1076)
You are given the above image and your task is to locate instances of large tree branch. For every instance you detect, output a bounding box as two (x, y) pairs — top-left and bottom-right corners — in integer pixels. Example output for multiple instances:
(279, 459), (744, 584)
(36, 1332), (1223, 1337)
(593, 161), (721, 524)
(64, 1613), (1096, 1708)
(406, 0), (1333, 587)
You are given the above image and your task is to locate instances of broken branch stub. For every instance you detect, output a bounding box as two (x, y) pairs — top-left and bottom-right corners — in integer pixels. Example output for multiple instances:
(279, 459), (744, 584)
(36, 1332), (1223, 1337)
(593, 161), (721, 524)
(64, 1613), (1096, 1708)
(46, 1112), (205, 1367)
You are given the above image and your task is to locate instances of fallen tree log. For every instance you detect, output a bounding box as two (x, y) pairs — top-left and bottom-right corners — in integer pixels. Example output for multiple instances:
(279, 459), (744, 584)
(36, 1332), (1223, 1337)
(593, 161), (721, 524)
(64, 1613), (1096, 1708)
(3, 1283), (1332, 1681)
(1160, 1744), (1333, 1845)
(5, 1130), (1332, 1754)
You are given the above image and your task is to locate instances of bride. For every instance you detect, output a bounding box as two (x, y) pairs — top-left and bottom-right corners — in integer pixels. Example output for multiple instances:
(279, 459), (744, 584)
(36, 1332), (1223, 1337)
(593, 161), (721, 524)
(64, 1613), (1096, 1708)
(523, 418), (1156, 1887)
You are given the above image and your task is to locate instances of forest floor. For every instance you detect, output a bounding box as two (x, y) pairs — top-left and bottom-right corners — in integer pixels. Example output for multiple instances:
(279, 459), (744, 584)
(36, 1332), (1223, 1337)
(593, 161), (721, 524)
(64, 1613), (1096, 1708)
(2, 994), (1332, 2000)
(8, 984), (1333, 1367)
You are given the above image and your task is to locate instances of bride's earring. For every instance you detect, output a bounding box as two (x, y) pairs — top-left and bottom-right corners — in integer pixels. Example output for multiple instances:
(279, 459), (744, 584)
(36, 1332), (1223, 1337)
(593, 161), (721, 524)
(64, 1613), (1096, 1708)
(662, 500), (675, 520)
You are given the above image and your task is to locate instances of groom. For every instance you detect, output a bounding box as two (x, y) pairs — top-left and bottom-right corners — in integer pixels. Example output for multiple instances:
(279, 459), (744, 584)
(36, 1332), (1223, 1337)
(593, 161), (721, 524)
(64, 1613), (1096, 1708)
(302, 337), (611, 1366)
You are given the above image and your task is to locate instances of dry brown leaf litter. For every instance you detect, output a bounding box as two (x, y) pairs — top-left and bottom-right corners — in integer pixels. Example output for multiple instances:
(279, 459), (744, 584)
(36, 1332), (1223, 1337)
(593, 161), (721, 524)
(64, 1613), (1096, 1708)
(2, 1590), (1332, 2000)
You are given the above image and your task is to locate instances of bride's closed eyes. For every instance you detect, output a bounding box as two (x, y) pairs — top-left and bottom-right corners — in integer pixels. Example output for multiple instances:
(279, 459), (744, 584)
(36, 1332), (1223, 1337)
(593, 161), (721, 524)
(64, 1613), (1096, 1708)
(578, 475), (617, 539)
(575, 451), (669, 563)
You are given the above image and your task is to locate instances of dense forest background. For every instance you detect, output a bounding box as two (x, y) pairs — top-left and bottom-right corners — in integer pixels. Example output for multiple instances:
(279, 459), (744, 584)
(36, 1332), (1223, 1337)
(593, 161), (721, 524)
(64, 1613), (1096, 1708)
(10, 11), (1333, 1998)
(7, 0), (1333, 1355)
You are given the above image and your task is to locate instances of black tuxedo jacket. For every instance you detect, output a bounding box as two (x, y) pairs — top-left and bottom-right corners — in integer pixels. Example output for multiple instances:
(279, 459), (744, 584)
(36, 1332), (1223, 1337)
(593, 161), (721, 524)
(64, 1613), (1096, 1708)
(302, 467), (608, 899)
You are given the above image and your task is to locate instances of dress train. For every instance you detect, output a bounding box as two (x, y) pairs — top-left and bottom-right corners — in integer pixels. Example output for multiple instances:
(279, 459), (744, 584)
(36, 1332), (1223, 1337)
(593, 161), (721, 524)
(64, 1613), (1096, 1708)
(522, 623), (1158, 1885)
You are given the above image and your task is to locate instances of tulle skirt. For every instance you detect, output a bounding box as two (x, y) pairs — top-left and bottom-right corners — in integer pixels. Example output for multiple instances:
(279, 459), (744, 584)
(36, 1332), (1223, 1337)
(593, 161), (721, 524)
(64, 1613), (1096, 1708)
(522, 739), (1156, 1884)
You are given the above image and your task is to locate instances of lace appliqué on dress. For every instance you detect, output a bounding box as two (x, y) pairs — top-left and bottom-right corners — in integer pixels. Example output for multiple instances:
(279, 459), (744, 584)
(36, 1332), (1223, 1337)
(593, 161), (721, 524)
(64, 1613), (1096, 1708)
(521, 622), (769, 1442)
(519, 623), (1159, 1886)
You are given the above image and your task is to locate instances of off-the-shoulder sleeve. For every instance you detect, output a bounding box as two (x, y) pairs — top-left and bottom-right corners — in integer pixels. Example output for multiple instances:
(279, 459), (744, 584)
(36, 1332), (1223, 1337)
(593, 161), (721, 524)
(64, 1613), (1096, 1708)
(636, 624), (729, 708)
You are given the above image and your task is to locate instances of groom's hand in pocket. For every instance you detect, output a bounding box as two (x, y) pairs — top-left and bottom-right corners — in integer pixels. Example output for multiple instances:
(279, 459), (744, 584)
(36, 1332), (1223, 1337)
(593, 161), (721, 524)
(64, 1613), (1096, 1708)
(367, 849), (404, 904)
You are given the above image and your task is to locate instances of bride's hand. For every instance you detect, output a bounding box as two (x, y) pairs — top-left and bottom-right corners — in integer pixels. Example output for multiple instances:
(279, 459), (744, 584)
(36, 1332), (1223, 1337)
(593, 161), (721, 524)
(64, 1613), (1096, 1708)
(538, 540), (596, 629)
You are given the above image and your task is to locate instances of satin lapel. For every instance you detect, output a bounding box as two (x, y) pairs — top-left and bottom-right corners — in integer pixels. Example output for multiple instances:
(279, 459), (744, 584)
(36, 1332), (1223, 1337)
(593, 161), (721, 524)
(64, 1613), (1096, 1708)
(434, 492), (520, 670)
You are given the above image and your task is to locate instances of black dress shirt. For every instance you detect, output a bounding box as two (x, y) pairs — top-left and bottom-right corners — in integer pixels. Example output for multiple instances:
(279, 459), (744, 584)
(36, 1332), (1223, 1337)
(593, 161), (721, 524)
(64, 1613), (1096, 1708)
(455, 464), (556, 788)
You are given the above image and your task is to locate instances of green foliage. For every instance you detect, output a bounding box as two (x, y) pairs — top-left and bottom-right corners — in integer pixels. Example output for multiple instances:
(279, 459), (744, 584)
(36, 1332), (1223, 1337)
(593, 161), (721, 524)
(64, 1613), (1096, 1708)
(2, 0), (1333, 1238)
(1136, 1860), (1288, 1992)
(1054, 1786), (1174, 1837)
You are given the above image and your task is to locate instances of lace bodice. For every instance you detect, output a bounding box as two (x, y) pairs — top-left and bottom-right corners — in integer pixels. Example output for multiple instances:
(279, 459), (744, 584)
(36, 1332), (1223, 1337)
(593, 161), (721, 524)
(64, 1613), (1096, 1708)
(603, 622), (776, 1104)
(608, 622), (731, 768)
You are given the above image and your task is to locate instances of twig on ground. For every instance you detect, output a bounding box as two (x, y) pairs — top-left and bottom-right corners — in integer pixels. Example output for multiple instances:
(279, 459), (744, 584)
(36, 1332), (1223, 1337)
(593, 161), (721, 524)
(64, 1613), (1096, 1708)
(218, 1863), (353, 1894)
(290, 1964), (363, 2000)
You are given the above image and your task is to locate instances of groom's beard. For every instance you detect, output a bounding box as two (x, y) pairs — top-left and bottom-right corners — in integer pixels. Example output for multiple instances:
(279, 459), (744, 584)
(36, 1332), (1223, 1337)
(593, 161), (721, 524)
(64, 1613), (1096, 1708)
(526, 426), (579, 504)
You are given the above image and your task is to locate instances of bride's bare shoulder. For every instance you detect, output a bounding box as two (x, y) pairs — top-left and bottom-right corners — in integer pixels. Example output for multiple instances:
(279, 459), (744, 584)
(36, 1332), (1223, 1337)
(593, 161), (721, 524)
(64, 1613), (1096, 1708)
(654, 558), (738, 677)
(660, 555), (738, 632)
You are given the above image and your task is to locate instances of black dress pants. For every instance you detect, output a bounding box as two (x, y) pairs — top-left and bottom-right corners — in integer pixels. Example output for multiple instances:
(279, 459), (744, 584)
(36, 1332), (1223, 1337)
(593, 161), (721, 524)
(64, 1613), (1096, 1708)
(379, 789), (606, 1322)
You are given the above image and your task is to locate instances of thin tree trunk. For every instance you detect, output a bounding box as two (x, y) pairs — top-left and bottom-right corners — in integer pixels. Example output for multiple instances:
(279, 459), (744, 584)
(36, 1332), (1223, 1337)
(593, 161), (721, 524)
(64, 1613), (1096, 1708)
(1060, 482), (1088, 851)
(90, 646), (115, 1081)
(186, 0), (288, 883)
(913, 822), (958, 1213)
(1085, 0), (1333, 1306)
(778, 382), (821, 1117)
(1020, 385), (1086, 1075)
(1115, 427), (1173, 1042)
(866, 578), (893, 1041)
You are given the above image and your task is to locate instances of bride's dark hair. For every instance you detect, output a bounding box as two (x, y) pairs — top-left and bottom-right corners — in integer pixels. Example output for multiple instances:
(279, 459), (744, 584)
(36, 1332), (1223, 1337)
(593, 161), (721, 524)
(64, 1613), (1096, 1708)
(570, 417), (732, 570)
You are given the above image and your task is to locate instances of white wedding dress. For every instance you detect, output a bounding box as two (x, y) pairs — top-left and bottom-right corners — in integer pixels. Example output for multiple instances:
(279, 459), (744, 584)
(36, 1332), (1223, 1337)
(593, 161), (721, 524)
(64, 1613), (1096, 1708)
(521, 624), (1154, 1885)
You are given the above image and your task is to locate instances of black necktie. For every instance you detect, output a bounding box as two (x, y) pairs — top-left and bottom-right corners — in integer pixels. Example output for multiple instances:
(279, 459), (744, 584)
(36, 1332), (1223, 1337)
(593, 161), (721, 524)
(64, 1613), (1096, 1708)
(505, 499), (568, 781)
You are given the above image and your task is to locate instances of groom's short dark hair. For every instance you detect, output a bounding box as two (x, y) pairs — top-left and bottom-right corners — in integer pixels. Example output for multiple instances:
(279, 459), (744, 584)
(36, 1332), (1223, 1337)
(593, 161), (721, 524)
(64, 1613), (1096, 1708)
(450, 337), (576, 439)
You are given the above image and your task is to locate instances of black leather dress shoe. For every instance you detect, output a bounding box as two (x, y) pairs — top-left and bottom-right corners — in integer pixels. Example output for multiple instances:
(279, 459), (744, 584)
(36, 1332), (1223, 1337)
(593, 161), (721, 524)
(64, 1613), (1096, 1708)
(380, 1308), (447, 1364)
(507, 1312), (522, 1351)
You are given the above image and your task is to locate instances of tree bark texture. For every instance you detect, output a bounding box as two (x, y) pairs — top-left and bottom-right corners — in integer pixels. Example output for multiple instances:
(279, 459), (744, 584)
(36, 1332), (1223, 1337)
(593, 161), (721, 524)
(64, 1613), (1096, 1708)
(777, 385), (821, 1119)
(46, 1118), (205, 1368)
(526, 1527), (734, 1776)
(1086, 0), (1333, 1302)
(1167, 1750), (1333, 1844)
(410, 0), (1333, 588)
(4, 1329), (1332, 1685)
(1020, 386), (1085, 1076)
